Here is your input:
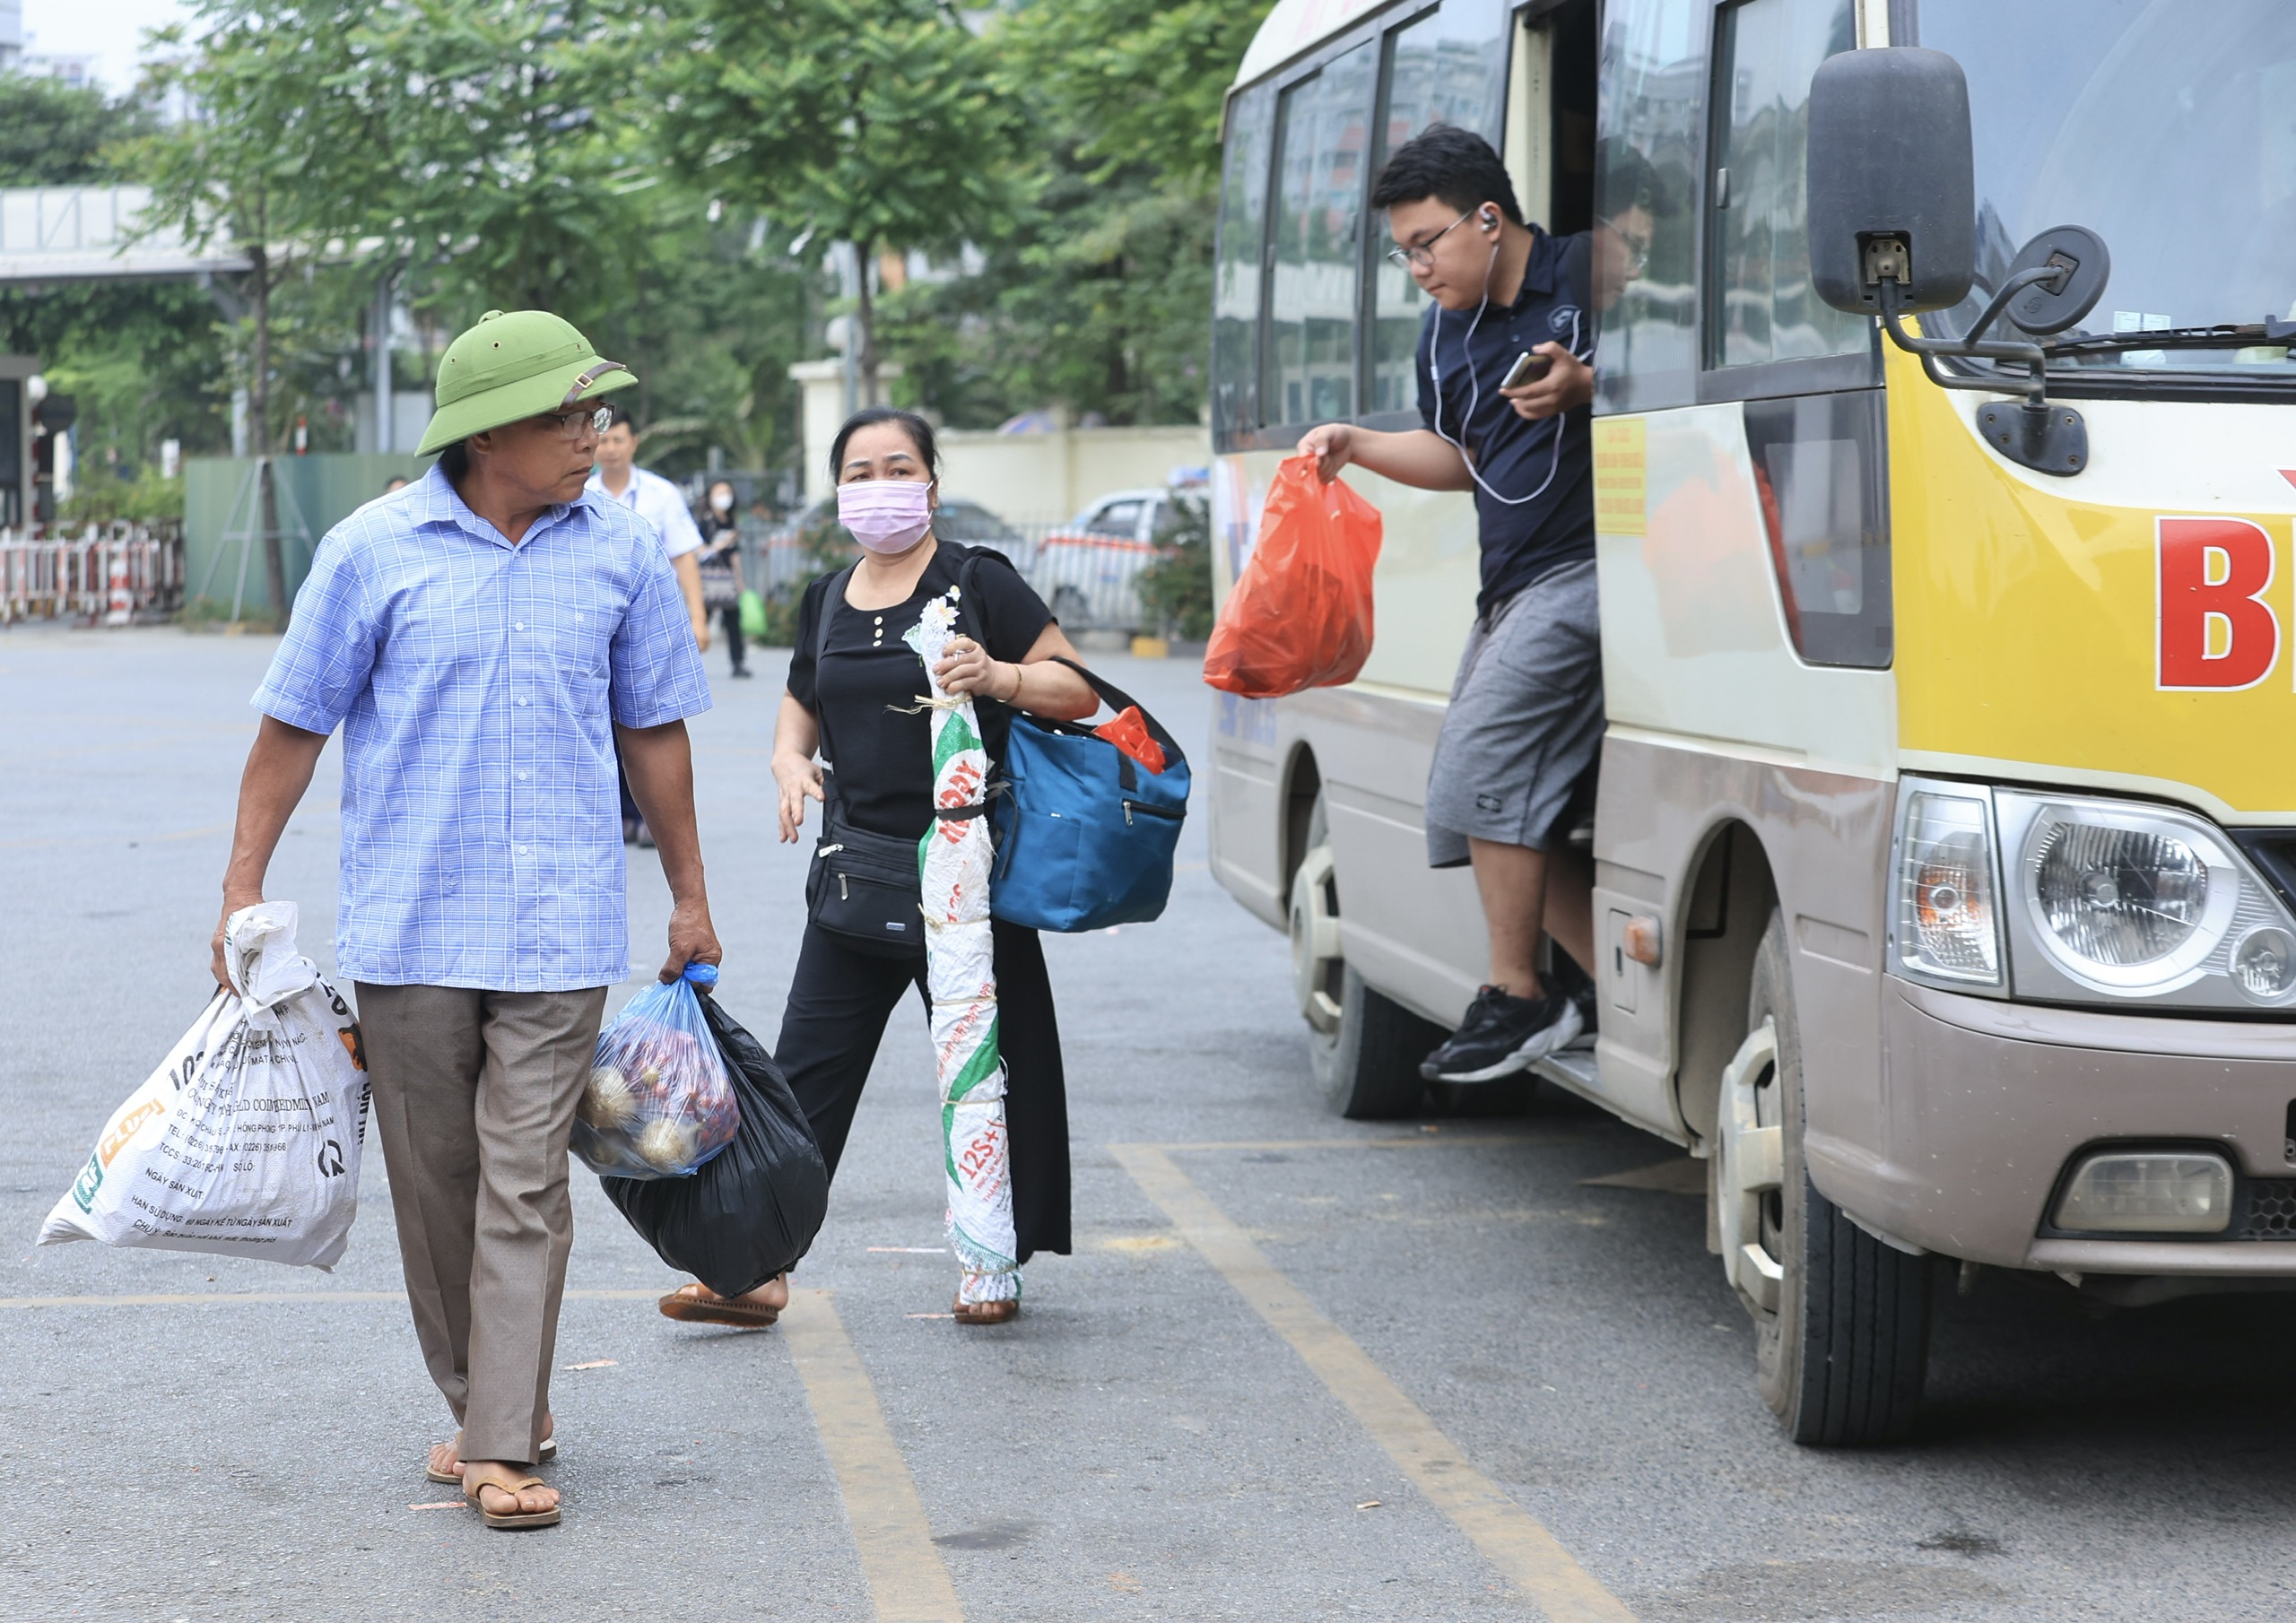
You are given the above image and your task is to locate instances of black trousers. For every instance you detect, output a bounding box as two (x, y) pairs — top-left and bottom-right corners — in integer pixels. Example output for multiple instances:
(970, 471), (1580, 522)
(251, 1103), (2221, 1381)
(715, 601), (747, 673)
(775, 919), (1072, 1261)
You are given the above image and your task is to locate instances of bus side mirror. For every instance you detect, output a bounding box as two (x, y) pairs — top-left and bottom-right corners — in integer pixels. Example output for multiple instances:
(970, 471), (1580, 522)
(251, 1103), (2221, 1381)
(1807, 47), (1977, 316)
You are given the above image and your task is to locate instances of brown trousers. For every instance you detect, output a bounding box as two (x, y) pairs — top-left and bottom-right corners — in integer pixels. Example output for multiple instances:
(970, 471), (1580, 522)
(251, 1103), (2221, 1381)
(355, 983), (608, 1464)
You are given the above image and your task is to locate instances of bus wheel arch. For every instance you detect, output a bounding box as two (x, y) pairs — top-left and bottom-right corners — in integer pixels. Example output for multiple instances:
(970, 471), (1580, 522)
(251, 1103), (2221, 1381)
(1284, 768), (1439, 1118)
(1672, 820), (1778, 1153)
(1289, 785), (1344, 1036)
(1281, 747), (1323, 901)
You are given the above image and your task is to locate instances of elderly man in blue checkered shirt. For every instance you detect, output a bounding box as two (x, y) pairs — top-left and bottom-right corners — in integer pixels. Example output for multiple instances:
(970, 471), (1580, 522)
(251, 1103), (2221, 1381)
(212, 310), (716, 1532)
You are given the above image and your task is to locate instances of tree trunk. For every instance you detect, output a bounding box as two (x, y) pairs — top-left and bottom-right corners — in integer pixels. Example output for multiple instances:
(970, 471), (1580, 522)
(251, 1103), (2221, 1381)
(250, 196), (290, 633)
(855, 247), (880, 408)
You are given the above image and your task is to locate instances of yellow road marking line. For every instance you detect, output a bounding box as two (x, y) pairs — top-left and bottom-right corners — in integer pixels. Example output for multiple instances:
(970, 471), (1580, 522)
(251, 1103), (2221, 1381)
(1112, 1143), (1638, 1623)
(0, 1288), (665, 1309)
(782, 1287), (965, 1623)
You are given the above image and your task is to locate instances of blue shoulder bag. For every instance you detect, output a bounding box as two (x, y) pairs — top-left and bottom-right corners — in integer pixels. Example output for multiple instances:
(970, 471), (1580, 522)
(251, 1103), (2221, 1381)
(989, 657), (1190, 933)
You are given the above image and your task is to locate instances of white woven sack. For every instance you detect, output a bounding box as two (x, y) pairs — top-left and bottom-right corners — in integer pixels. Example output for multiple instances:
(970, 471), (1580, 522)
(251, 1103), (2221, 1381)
(38, 901), (371, 1271)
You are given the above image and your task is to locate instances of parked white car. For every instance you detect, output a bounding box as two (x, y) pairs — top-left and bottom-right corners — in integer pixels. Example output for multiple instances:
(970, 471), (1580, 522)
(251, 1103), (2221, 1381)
(1028, 488), (1191, 631)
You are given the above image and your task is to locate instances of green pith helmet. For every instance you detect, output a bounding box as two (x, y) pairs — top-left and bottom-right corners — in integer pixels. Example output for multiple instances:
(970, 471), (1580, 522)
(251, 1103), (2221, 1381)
(414, 308), (638, 456)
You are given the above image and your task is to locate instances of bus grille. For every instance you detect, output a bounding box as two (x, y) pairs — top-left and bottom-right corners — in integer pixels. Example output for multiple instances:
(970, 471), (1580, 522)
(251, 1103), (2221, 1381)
(2235, 1181), (2296, 1240)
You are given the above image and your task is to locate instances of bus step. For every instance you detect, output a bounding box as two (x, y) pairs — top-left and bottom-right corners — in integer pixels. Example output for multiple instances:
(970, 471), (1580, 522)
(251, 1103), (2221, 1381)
(1531, 1048), (1599, 1098)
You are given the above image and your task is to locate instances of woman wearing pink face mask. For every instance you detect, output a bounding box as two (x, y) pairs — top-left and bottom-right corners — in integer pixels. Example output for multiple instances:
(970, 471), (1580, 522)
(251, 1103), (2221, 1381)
(657, 407), (1097, 1332)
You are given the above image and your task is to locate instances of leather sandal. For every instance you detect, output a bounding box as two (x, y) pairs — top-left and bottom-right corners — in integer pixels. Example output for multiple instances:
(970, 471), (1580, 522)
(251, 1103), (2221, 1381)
(657, 1280), (783, 1328)
(427, 1428), (553, 1484)
(466, 1474), (560, 1531)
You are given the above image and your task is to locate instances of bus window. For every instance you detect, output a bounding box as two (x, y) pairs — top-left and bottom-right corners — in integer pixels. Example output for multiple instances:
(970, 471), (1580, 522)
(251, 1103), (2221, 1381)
(1709, 0), (1865, 369)
(1367, 0), (1510, 415)
(1743, 389), (1892, 667)
(1213, 83), (1274, 447)
(1593, 0), (1706, 411)
(1268, 44), (1376, 430)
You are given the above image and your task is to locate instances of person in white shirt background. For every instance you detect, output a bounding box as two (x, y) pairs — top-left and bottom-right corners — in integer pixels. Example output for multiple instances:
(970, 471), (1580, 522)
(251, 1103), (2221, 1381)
(588, 401), (711, 846)
(588, 403), (711, 646)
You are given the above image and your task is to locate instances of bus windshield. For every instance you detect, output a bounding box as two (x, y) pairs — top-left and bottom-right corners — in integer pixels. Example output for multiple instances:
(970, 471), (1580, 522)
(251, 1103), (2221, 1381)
(1918, 0), (2296, 370)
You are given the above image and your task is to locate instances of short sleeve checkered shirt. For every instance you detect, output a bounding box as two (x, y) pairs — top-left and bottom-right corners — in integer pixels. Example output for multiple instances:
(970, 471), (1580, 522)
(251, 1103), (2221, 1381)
(253, 464), (712, 991)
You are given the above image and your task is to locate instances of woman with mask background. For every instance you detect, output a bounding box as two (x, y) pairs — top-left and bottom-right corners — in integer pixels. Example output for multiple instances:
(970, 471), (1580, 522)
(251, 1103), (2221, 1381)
(694, 478), (751, 679)
(658, 406), (1096, 1330)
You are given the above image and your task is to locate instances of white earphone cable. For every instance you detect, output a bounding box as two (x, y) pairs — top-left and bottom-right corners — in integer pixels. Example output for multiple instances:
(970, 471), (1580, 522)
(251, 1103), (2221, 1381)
(1427, 224), (1593, 509)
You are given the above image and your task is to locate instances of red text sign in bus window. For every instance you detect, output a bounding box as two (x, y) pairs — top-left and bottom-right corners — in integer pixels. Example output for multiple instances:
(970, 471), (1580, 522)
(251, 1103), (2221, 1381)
(2157, 516), (2279, 690)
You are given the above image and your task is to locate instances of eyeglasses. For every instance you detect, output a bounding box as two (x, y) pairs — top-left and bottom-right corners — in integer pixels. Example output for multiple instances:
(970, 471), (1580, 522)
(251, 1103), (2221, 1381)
(1386, 208), (1475, 272)
(535, 361), (632, 438)
(538, 404), (614, 440)
(1599, 216), (1652, 276)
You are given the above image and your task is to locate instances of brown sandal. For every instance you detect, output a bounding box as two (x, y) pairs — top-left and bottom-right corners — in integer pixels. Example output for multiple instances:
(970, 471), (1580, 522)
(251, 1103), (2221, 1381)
(466, 1473), (561, 1530)
(426, 1428), (554, 1484)
(657, 1280), (784, 1328)
(952, 1295), (1019, 1326)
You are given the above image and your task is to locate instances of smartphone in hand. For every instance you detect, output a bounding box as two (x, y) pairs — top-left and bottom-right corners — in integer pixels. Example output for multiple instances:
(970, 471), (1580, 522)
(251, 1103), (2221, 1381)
(1500, 350), (1553, 390)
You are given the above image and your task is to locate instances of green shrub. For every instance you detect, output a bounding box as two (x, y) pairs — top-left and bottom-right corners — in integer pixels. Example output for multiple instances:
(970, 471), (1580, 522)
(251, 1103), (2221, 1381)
(1135, 491), (1213, 640)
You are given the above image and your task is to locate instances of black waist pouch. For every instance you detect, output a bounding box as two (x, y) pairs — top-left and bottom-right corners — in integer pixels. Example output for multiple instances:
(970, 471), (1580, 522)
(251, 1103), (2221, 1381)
(805, 794), (994, 959)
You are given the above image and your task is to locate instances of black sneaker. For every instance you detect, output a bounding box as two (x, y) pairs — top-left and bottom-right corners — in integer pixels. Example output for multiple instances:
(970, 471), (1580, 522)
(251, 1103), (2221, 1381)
(1420, 985), (1586, 1083)
(1546, 950), (1599, 1048)
(730, 666), (754, 679)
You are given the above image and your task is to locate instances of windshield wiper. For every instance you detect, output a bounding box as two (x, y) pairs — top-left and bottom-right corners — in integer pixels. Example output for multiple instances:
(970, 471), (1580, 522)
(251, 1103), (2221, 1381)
(2042, 318), (2296, 359)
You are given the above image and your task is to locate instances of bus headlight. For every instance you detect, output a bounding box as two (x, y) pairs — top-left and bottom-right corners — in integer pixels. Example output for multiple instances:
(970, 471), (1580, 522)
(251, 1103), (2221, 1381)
(2030, 818), (2215, 976)
(1994, 792), (2296, 1009)
(1889, 785), (2004, 991)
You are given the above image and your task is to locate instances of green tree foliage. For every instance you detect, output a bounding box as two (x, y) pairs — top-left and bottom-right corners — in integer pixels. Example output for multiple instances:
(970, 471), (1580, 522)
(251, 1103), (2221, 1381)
(1134, 491), (1213, 639)
(873, 0), (1267, 429)
(878, 161), (1214, 428)
(134, 4), (377, 616)
(602, 211), (816, 473)
(0, 76), (153, 185)
(0, 77), (212, 477)
(655, 0), (1024, 401)
(1000, 0), (1263, 183)
(274, 0), (656, 329)
(21, 0), (1270, 533)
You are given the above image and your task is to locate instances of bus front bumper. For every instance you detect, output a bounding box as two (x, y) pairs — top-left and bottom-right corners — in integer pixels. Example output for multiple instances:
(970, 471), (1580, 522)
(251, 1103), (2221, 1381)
(1824, 978), (2296, 1274)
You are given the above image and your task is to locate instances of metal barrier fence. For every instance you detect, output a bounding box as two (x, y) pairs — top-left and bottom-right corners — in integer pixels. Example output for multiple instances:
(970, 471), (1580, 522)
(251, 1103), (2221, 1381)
(743, 522), (1164, 637)
(1, 526), (186, 626)
(1015, 525), (1156, 633)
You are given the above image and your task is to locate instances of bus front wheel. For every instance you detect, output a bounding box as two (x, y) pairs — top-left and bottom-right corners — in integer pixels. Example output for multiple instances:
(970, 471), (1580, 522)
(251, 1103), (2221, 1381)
(1290, 794), (1439, 1118)
(1721, 910), (1931, 1445)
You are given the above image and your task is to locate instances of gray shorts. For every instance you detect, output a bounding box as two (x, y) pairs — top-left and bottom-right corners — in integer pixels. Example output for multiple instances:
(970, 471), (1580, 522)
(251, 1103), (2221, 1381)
(1424, 558), (1604, 868)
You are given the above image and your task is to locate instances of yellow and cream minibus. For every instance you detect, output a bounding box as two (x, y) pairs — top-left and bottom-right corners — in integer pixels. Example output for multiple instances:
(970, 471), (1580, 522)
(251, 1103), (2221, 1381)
(1206, 0), (2296, 1443)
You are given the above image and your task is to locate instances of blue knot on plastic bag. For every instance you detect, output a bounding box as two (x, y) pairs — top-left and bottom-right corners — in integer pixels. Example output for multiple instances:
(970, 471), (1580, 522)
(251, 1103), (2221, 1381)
(682, 961), (720, 989)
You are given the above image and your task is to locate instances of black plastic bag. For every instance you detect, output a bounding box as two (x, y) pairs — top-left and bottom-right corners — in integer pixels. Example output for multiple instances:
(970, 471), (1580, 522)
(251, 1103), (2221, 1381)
(599, 986), (830, 1298)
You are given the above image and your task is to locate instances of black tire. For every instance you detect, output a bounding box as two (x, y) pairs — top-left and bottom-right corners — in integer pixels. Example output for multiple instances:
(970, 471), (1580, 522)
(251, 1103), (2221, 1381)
(1051, 586), (1091, 628)
(1316, 967), (1440, 1120)
(1289, 792), (1439, 1118)
(1745, 909), (1931, 1445)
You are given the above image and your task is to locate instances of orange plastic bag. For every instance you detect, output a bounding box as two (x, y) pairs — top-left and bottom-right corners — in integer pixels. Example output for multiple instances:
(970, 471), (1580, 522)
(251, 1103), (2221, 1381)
(1092, 706), (1169, 776)
(1203, 455), (1382, 699)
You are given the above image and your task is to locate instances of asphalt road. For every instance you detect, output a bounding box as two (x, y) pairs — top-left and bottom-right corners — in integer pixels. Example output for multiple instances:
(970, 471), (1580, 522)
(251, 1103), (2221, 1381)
(4, 621), (2295, 1622)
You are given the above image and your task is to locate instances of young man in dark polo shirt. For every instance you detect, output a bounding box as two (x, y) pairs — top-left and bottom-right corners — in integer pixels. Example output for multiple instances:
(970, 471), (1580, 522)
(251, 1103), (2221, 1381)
(1299, 126), (1615, 1082)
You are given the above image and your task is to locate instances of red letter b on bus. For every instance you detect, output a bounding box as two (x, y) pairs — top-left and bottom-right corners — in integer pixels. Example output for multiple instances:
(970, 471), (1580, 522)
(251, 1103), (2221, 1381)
(2158, 516), (2278, 690)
